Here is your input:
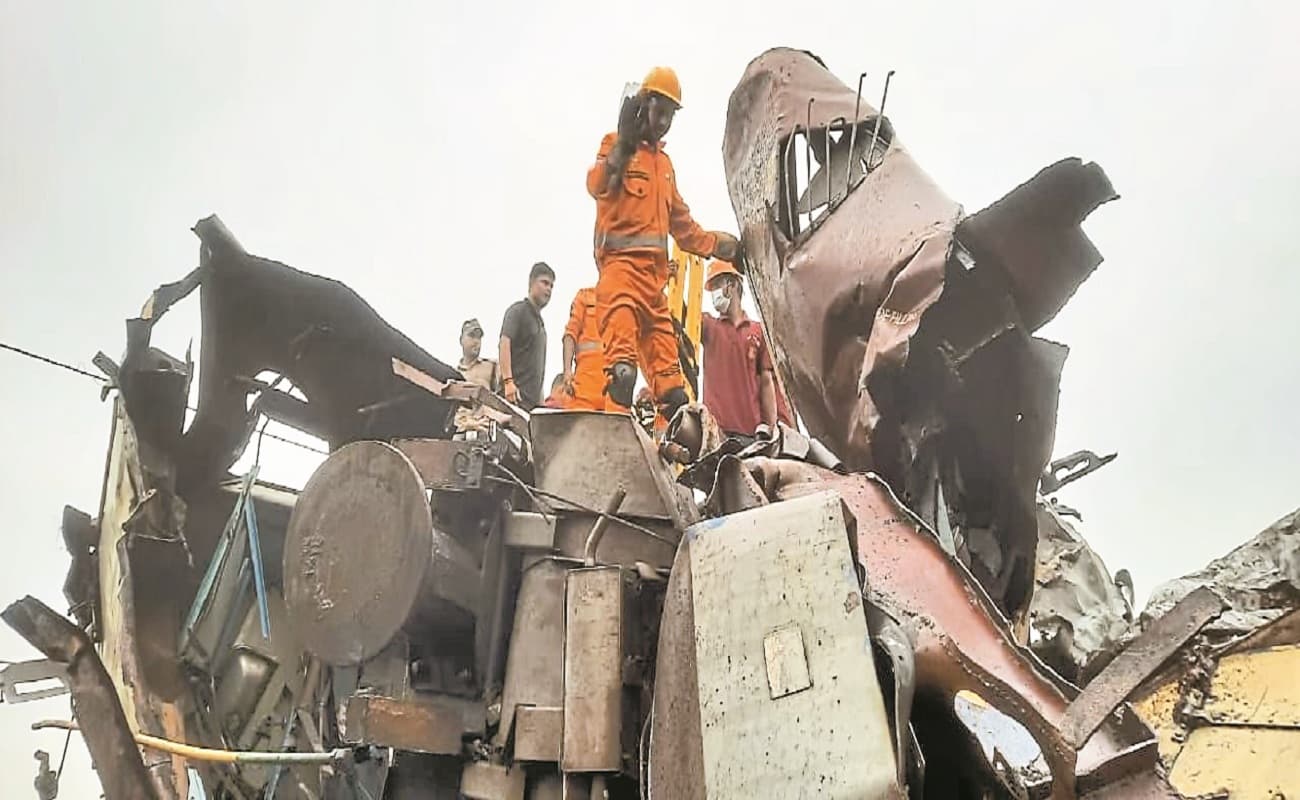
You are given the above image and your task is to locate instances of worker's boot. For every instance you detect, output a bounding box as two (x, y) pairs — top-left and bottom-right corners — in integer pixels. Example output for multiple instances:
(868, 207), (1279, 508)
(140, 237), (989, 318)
(606, 362), (638, 410)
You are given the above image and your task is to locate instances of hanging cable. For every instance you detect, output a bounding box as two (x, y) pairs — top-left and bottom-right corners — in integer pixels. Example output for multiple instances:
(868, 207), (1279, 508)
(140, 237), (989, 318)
(1, 342), (105, 381)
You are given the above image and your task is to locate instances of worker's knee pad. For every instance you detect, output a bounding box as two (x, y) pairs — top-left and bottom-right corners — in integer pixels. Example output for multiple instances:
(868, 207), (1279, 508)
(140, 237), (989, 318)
(606, 362), (637, 408)
(659, 387), (689, 422)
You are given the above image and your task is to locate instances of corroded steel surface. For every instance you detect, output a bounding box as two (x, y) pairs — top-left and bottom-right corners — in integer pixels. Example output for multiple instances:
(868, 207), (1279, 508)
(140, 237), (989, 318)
(1060, 587), (1222, 750)
(722, 48), (1117, 618)
(3, 596), (160, 800)
(727, 458), (1159, 798)
(283, 441), (476, 666)
(343, 693), (481, 755)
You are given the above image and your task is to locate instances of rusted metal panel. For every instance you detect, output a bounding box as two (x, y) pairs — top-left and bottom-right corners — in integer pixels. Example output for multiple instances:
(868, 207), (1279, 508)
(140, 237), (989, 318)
(561, 566), (625, 773)
(93, 400), (190, 799)
(496, 560), (567, 748)
(393, 438), (486, 490)
(676, 492), (900, 798)
(723, 49), (1117, 620)
(514, 705), (563, 762)
(956, 159), (1118, 332)
(460, 761), (526, 800)
(283, 441), (477, 666)
(723, 459), (1161, 795)
(1061, 587), (1223, 750)
(3, 596), (160, 800)
(343, 693), (482, 755)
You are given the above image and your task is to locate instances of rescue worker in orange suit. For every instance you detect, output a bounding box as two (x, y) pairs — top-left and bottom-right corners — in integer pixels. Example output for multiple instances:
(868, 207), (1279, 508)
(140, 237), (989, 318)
(586, 66), (741, 421)
(561, 286), (605, 410)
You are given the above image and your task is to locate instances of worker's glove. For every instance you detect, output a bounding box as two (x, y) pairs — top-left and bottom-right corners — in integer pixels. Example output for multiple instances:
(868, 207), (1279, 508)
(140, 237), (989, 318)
(754, 423), (773, 442)
(606, 95), (644, 193)
(712, 232), (741, 264)
(616, 94), (647, 147)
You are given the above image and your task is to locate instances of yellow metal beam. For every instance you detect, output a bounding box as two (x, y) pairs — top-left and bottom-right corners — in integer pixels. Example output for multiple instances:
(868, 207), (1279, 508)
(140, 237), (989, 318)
(666, 242), (704, 402)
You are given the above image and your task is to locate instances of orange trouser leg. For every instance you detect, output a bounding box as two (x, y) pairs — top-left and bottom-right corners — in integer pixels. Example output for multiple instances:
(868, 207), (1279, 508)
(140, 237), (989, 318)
(596, 255), (684, 412)
(570, 350), (606, 411)
(643, 291), (683, 398)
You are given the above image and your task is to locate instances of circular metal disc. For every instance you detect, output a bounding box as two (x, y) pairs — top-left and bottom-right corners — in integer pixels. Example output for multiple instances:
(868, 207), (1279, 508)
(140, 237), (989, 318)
(284, 440), (432, 666)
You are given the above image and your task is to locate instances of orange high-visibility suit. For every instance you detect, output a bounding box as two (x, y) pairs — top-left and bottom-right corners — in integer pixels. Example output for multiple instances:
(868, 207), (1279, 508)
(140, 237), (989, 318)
(587, 132), (718, 410)
(562, 287), (606, 410)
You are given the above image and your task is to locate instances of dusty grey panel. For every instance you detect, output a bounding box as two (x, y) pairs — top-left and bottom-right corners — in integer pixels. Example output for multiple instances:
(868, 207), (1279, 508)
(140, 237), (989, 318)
(687, 491), (901, 798)
(561, 566), (624, 773)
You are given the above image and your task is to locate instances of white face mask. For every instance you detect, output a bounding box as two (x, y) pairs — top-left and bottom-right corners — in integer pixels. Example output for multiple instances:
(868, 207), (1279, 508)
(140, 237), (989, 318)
(710, 288), (731, 314)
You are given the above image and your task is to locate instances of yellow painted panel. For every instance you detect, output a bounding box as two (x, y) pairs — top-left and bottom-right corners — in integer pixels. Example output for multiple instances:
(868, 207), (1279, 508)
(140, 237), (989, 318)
(1203, 646), (1300, 726)
(1131, 679), (1186, 768)
(1168, 726), (1300, 797)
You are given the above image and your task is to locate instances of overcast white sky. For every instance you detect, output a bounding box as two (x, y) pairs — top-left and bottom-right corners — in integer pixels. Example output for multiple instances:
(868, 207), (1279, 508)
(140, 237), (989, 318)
(3, 1), (1298, 795)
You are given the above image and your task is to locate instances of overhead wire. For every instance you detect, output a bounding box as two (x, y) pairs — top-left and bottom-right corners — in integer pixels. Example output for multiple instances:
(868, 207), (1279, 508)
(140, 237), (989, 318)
(483, 474), (678, 548)
(1, 341), (105, 382)
(1, 338), (327, 456)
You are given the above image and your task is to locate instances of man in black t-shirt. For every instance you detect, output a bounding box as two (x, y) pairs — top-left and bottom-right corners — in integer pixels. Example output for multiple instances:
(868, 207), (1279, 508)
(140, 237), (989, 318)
(498, 262), (555, 409)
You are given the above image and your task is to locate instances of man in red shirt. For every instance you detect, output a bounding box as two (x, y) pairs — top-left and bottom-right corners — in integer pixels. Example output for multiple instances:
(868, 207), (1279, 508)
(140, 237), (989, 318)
(700, 260), (791, 440)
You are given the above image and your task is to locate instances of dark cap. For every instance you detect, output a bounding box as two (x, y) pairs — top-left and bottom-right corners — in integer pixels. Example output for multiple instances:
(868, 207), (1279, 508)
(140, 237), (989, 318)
(461, 318), (484, 336)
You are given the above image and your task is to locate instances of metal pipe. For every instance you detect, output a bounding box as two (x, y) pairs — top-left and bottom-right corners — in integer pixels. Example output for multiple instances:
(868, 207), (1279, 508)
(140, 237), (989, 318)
(33, 719), (350, 765)
(782, 128), (798, 236)
(846, 72), (866, 187)
(868, 70), (896, 172)
(583, 487), (628, 566)
(264, 658), (322, 797)
(826, 117), (844, 211)
(805, 98), (815, 225)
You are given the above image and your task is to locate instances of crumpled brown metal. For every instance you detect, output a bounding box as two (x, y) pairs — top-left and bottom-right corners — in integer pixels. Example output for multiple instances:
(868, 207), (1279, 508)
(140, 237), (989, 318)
(722, 48), (1118, 617)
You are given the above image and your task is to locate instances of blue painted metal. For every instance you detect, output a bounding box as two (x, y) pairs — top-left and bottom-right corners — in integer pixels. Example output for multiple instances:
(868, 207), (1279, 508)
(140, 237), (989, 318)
(180, 468), (260, 656)
(242, 465), (271, 639)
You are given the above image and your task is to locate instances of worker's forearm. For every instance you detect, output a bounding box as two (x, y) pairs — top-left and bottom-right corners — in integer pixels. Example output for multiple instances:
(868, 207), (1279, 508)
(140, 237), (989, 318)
(759, 371), (778, 428)
(498, 337), (512, 381)
(562, 336), (577, 377)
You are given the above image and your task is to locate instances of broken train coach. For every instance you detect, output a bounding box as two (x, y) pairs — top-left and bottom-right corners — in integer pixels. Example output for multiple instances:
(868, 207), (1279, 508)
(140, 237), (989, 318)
(11, 47), (1288, 800)
(7, 219), (1172, 799)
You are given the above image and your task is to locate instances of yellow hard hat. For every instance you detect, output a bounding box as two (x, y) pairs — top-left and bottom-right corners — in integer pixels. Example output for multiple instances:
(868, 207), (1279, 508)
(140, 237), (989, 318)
(641, 66), (682, 108)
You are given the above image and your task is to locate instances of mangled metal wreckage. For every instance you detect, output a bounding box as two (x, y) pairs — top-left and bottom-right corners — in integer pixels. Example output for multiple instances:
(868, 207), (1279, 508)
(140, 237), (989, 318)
(7, 47), (1299, 800)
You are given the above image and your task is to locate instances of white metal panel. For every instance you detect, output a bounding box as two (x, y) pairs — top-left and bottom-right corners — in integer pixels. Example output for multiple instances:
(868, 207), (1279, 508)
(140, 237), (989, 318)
(688, 490), (901, 799)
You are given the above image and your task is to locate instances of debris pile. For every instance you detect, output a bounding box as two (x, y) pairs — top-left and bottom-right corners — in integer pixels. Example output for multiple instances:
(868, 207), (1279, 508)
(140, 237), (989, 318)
(3, 47), (1297, 800)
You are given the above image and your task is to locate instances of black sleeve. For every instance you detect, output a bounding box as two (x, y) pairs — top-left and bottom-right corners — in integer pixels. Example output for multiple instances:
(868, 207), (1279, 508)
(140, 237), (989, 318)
(500, 303), (524, 340)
